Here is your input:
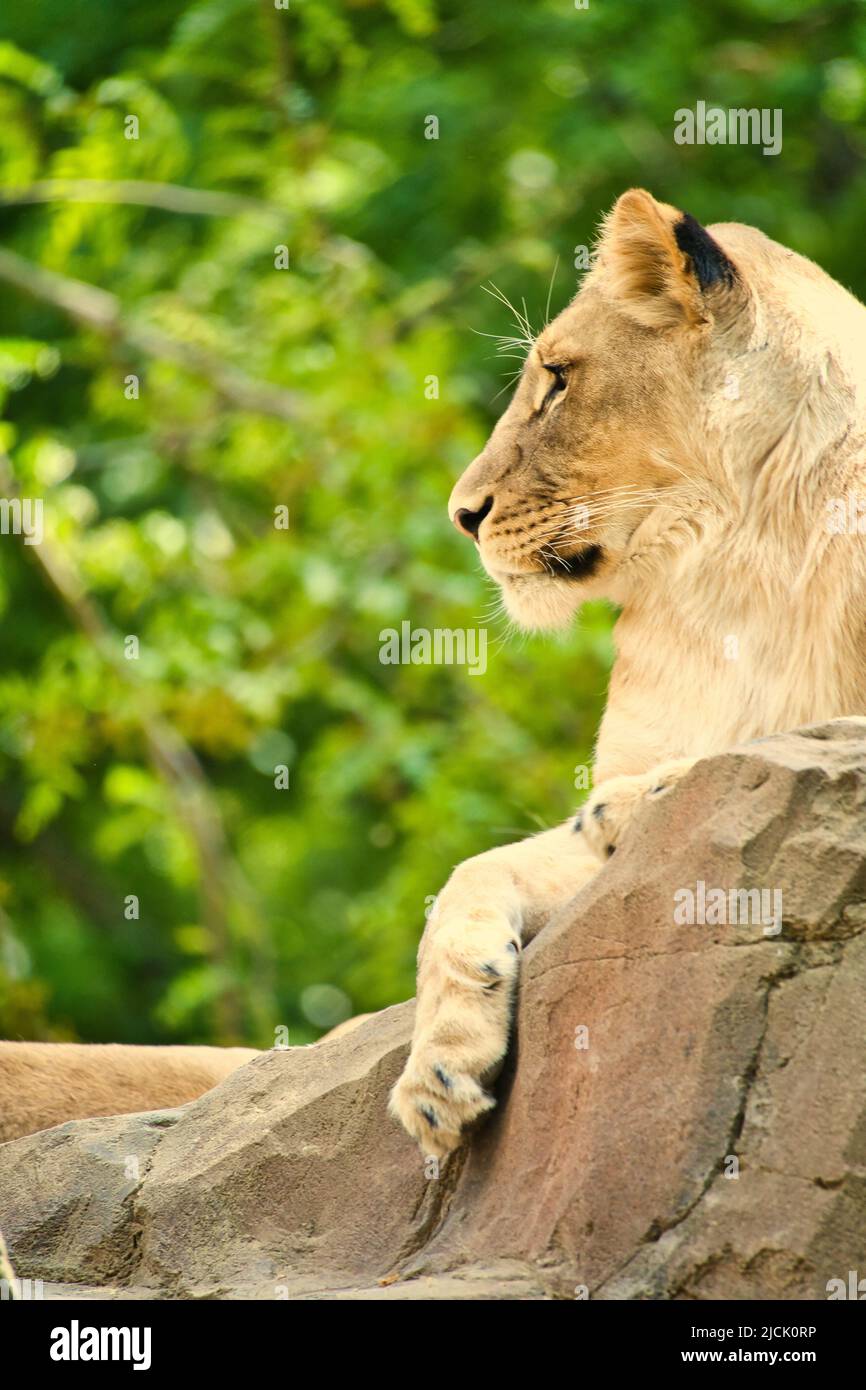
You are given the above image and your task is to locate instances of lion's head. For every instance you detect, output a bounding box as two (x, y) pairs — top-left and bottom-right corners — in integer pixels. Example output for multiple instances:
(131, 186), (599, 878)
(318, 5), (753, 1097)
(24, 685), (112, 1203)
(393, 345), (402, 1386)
(449, 188), (857, 630)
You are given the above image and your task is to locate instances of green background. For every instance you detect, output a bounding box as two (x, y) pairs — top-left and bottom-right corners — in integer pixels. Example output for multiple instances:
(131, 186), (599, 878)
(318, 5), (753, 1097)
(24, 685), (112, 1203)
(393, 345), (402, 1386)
(1, 0), (864, 1046)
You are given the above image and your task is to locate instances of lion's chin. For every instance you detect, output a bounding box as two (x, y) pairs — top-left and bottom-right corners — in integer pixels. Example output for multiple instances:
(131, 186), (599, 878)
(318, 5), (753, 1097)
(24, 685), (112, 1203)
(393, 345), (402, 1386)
(499, 574), (585, 631)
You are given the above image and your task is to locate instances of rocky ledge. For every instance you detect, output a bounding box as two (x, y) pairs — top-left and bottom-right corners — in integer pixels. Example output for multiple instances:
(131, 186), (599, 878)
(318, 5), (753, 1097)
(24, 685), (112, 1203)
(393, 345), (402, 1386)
(2, 720), (866, 1300)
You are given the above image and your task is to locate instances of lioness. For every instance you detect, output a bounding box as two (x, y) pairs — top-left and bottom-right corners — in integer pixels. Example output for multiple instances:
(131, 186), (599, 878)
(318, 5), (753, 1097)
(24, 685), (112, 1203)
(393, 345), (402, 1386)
(389, 188), (866, 1157)
(0, 1042), (259, 1143)
(0, 1014), (371, 1142)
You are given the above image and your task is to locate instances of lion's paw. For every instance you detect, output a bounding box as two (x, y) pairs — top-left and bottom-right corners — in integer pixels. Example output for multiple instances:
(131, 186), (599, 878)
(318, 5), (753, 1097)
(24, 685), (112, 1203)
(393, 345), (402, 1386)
(388, 1056), (497, 1160)
(389, 932), (519, 1158)
(578, 758), (696, 862)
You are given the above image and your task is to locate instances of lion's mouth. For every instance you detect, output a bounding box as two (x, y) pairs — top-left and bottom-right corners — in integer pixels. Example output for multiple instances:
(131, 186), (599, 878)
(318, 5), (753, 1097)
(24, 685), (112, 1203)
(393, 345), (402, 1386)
(543, 545), (604, 580)
(485, 543), (605, 589)
(485, 544), (605, 630)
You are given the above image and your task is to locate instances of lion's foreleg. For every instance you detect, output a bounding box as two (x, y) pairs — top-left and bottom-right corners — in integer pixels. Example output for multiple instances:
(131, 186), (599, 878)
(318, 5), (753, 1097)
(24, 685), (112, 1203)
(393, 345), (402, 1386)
(388, 820), (600, 1157)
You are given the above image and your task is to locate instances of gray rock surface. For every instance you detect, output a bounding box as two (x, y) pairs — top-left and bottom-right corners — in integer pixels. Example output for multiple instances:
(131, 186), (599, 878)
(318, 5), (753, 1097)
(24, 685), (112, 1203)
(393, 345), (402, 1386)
(2, 720), (866, 1300)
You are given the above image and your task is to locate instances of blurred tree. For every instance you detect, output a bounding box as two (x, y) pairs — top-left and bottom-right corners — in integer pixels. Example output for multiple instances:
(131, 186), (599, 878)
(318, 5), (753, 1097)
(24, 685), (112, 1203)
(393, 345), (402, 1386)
(0, 0), (863, 1044)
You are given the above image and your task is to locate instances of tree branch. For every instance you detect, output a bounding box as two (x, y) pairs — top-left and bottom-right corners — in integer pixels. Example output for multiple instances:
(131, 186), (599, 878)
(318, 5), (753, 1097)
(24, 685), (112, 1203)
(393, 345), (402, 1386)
(0, 179), (279, 219)
(0, 452), (269, 1040)
(0, 246), (302, 422)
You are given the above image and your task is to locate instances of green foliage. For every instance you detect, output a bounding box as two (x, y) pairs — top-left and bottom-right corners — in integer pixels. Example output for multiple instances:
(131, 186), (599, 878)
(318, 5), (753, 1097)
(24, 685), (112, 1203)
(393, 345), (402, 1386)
(0, 0), (863, 1045)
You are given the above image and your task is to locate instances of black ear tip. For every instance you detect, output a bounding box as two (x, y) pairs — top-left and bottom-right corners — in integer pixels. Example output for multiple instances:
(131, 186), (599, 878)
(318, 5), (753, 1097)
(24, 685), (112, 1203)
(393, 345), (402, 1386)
(674, 212), (737, 292)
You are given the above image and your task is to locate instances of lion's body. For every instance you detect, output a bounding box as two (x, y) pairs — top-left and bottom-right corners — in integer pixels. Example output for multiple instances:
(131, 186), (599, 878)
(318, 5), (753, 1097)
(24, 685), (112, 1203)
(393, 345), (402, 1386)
(594, 219), (866, 781)
(0, 1015), (373, 1143)
(390, 190), (866, 1155)
(0, 1014), (374, 1143)
(0, 1041), (260, 1143)
(452, 204), (866, 783)
(5, 192), (865, 1157)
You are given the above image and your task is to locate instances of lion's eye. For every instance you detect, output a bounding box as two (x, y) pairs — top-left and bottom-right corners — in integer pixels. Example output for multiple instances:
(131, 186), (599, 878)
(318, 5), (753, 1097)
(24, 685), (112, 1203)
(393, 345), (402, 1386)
(541, 363), (568, 408)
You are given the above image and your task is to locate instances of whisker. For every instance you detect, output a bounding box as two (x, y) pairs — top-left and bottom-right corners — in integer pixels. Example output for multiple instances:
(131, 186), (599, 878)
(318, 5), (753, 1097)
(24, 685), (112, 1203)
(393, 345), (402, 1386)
(544, 256), (560, 329)
(648, 453), (694, 486)
(520, 296), (535, 342)
(522, 486), (662, 518)
(533, 502), (664, 532)
(528, 497), (676, 546)
(482, 282), (536, 354)
(553, 484), (667, 506)
(474, 574), (527, 655)
(491, 371), (523, 404)
(472, 331), (533, 362)
(527, 492), (668, 535)
(529, 485), (678, 517)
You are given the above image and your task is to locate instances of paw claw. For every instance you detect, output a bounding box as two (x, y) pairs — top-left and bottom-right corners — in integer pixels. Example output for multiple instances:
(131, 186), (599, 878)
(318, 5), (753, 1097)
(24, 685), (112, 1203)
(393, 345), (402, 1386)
(389, 1059), (499, 1157)
(579, 761), (694, 864)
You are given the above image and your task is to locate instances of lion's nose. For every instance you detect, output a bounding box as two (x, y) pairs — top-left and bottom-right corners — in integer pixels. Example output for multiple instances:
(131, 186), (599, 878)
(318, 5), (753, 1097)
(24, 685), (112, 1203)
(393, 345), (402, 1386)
(453, 496), (494, 541)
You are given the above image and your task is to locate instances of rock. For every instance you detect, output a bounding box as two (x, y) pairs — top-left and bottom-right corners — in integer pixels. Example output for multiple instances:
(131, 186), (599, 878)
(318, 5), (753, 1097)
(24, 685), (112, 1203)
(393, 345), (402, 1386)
(2, 720), (866, 1300)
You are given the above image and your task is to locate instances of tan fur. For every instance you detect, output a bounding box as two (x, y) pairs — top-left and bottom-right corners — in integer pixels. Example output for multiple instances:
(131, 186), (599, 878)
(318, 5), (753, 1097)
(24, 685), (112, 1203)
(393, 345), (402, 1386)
(390, 188), (866, 1156)
(0, 1015), (375, 1142)
(0, 1042), (260, 1143)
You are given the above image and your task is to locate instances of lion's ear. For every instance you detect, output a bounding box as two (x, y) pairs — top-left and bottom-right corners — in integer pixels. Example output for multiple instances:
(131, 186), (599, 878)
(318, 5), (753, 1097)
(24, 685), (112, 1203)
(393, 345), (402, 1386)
(596, 189), (737, 329)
